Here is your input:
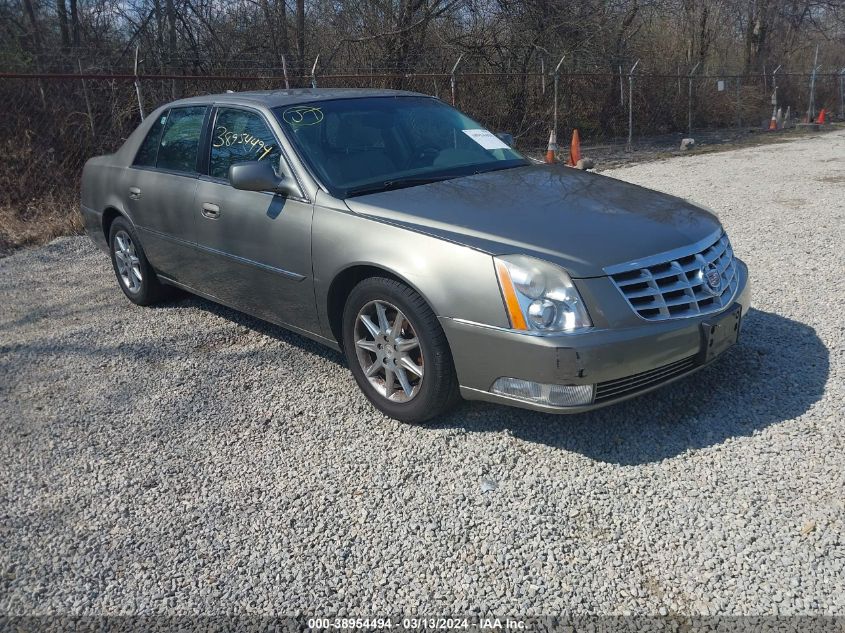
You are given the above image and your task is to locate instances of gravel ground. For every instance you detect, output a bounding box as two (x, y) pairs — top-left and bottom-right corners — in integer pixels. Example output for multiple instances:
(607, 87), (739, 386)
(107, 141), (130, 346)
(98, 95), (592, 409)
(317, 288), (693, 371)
(1, 129), (843, 618)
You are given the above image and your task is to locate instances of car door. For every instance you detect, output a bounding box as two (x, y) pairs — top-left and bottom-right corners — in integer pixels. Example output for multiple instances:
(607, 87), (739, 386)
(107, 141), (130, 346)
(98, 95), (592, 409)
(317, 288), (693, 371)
(125, 105), (209, 281)
(191, 105), (316, 333)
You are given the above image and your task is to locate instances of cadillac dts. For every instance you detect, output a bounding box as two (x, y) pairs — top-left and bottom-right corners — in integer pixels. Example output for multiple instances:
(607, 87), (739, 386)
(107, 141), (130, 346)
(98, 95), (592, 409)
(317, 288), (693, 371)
(81, 89), (750, 422)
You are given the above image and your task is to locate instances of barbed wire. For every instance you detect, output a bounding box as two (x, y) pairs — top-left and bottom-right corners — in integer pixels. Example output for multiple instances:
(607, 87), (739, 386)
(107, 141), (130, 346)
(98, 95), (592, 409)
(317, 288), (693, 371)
(0, 70), (839, 81)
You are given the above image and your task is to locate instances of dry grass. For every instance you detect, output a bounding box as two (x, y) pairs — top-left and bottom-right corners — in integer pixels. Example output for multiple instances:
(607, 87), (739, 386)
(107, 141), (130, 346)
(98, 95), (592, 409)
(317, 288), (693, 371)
(0, 131), (84, 257)
(0, 194), (83, 257)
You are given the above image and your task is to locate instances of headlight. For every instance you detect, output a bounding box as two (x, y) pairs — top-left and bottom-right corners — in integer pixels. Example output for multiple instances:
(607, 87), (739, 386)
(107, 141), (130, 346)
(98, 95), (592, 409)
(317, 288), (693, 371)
(494, 255), (592, 333)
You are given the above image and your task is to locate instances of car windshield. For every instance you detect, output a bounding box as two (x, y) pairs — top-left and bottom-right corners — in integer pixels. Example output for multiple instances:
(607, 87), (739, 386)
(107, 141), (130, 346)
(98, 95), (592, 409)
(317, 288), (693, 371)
(273, 96), (527, 198)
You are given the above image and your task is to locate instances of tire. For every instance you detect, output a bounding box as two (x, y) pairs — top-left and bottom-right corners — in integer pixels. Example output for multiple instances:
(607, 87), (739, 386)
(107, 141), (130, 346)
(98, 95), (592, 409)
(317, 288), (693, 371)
(342, 277), (461, 423)
(108, 216), (167, 306)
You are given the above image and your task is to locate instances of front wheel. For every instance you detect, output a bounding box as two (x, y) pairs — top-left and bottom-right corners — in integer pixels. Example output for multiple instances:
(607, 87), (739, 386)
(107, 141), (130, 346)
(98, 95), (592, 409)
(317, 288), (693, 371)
(342, 277), (460, 423)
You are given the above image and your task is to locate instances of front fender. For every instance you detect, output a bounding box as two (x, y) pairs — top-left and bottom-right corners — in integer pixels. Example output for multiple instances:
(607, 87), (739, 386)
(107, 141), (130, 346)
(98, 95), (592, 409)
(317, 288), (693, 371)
(312, 199), (510, 340)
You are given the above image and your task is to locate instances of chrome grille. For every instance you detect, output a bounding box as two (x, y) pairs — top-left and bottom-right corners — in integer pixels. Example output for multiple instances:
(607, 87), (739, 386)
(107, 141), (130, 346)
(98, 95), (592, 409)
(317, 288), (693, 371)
(606, 232), (739, 321)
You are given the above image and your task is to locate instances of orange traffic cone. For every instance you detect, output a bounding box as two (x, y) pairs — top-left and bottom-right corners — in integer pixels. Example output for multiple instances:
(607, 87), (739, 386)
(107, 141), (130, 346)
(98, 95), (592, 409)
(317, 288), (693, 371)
(817, 108), (826, 124)
(545, 130), (557, 163)
(768, 106), (777, 130)
(567, 129), (581, 167)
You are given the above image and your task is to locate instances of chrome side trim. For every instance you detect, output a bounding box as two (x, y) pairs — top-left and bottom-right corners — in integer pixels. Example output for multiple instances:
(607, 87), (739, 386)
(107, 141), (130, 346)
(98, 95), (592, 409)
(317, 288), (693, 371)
(136, 226), (306, 281)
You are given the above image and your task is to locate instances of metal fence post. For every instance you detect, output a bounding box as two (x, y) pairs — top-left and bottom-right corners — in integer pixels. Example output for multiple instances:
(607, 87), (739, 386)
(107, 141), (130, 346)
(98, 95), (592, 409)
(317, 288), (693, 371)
(133, 44), (145, 121)
(540, 57), (545, 95)
(772, 64), (781, 111)
(77, 59), (96, 139)
(807, 45), (819, 122)
(619, 65), (624, 106)
(839, 68), (845, 119)
(310, 54), (320, 89)
(627, 59), (640, 151)
(450, 54), (463, 106)
(553, 55), (565, 153)
(688, 62), (700, 136)
(735, 76), (742, 127)
(281, 55), (290, 89)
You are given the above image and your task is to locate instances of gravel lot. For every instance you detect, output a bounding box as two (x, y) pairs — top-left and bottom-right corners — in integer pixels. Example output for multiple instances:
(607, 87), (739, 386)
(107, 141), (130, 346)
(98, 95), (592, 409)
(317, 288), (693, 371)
(1, 129), (843, 618)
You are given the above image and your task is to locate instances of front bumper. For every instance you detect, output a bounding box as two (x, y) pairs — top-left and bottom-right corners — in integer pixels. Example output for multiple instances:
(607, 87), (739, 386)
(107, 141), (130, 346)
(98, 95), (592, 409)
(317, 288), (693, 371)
(440, 259), (750, 414)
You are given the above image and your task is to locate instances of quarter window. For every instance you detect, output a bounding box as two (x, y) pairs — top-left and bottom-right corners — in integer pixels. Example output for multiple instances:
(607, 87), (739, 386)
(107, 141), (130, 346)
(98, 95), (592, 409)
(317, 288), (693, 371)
(156, 106), (207, 173)
(210, 108), (282, 180)
(133, 111), (168, 167)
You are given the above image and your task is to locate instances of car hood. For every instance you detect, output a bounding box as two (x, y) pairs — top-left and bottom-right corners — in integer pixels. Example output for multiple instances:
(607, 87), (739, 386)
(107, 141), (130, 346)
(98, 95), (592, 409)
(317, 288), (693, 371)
(343, 164), (722, 278)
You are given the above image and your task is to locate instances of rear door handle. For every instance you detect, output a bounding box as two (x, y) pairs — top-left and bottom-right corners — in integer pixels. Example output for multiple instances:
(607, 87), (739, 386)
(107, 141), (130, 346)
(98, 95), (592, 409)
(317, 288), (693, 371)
(201, 202), (220, 219)
(128, 187), (141, 200)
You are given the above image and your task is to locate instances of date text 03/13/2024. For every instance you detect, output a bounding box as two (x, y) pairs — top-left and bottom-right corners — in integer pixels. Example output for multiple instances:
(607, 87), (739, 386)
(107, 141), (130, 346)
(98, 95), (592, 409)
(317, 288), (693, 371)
(306, 618), (526, 630)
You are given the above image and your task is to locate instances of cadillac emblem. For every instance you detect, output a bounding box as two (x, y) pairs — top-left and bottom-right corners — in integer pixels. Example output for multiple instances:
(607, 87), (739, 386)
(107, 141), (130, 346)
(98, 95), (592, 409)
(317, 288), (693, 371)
(701, 263), (722, 295)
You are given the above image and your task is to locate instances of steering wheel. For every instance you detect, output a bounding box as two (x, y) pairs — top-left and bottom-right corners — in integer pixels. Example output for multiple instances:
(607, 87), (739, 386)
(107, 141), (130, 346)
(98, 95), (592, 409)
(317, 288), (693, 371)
(406, 144), (440, 168)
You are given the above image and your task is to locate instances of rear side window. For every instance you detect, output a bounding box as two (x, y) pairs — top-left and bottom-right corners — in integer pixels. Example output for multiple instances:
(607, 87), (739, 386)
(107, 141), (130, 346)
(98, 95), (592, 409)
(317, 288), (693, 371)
(133, 112), (168, 167)
(156, 106), (207, 173)
(209, 108), (282, 179)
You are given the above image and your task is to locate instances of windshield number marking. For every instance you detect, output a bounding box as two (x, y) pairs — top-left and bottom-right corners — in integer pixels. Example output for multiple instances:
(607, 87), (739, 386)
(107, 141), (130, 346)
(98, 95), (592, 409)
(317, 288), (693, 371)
(212, 125), (274, 160)
(282, 106), (324, 127)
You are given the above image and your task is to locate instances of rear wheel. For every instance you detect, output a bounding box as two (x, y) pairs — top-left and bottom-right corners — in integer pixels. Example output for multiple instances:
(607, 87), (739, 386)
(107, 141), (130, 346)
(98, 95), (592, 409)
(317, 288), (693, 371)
(342, 277), (460, 423)
(108, 216), (167, 306)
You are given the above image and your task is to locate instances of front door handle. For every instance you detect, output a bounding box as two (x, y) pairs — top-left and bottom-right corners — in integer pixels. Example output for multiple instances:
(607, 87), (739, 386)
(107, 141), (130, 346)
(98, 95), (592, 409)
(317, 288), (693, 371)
(128, 187), (141, 200)
(201, 202), (220, 219)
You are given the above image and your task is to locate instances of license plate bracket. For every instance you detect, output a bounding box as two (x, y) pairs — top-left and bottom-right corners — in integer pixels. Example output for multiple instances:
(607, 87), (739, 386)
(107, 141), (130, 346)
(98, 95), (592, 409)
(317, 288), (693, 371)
(701, 305), (741, 363)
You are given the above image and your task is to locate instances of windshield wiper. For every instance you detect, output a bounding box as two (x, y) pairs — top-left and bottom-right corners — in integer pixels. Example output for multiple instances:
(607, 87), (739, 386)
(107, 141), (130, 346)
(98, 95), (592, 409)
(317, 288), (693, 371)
(346, 174), (459, 198)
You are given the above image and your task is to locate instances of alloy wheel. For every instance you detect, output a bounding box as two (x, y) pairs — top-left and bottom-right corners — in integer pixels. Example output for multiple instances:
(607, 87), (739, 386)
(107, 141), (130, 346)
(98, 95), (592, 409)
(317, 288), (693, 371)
(113, 230), (143, 293)
(354, 300), (425, 403)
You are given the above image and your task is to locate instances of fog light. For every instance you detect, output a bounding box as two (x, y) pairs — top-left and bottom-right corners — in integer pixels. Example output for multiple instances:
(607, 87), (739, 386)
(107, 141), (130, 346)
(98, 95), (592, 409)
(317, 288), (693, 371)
(491, 377), (594, 407)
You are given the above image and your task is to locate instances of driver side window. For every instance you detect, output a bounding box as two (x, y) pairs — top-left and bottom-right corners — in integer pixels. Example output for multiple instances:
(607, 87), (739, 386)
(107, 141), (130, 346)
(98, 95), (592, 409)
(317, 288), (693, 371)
(210, 108), (283, 180)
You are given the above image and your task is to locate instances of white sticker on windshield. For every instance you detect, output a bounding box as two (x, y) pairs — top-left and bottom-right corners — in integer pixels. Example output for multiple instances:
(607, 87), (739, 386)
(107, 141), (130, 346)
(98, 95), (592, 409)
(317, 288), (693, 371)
(462, 129), (510, 150)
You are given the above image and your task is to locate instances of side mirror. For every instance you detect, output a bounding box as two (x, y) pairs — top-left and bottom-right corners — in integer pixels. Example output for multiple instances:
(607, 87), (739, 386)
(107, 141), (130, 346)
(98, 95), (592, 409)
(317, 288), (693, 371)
(495, 132), (514, 147)
(228, 161), (297, 196)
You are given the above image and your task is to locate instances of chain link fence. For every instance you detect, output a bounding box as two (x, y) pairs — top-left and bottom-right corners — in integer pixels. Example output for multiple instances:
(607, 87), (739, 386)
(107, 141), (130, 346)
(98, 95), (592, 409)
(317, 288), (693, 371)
(1, 69), (842, 252)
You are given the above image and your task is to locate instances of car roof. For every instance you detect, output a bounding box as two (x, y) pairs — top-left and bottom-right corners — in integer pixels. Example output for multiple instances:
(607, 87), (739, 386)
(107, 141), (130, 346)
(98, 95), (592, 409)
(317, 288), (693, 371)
(166, 88), (430, 109)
